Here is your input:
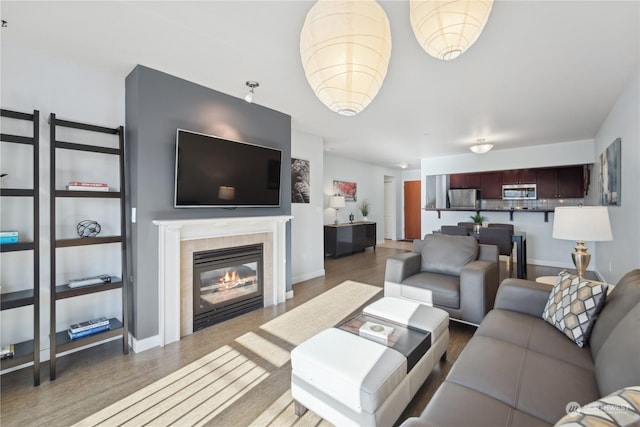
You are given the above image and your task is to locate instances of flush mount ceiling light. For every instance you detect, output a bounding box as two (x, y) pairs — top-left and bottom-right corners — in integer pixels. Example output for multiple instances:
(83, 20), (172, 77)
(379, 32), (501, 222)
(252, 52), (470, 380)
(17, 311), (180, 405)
(300, 0), (392, 116)
(469, 140), (494, 154)
(410, 0), (494, 60)
(399, 162), (410, 169)
(244, 81), (259, 103)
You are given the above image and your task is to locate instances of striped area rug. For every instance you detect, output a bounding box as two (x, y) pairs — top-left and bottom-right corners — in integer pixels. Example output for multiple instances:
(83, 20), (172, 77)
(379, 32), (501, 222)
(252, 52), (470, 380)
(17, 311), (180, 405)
(73, 280), (382, 427)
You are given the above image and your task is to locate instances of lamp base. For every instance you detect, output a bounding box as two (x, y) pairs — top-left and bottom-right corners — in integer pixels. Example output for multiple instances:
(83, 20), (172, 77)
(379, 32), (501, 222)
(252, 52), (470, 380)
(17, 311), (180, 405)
(571, 240), (591, 279)
(334, 209), (340, 225)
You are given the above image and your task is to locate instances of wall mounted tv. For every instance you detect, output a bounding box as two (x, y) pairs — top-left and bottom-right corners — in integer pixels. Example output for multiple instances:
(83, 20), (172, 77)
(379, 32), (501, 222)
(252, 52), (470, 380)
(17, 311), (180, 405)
(174, 129), (282, 207)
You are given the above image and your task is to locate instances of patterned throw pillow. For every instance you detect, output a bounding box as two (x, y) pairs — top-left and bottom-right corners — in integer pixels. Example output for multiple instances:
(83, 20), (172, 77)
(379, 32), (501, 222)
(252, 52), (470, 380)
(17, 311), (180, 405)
(554, 386), (640, 426)
(542, 270), (608, 347)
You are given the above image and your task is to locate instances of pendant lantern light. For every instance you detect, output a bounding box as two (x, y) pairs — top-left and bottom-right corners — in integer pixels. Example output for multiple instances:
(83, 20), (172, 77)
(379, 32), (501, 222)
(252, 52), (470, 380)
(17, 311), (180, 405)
(410, 0), (493, 60)
(300, 0), (392, 116)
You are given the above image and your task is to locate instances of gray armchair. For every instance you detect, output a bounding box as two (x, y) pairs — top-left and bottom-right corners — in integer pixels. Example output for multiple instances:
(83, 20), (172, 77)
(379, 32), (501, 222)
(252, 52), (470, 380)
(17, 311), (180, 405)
(384, 234), (499, 325)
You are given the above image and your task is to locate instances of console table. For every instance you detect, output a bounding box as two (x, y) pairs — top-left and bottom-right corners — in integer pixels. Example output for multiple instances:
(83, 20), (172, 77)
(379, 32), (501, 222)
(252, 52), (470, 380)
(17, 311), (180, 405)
(324, 222), (376, 258)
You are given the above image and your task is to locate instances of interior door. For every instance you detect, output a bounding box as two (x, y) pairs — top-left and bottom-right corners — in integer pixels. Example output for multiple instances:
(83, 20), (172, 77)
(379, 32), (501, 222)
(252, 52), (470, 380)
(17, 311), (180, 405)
(404, 180), (421, 239)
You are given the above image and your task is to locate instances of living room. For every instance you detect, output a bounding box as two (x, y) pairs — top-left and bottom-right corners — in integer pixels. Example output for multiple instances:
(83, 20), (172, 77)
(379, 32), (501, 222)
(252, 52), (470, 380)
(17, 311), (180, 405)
(1, 1), (639, 426)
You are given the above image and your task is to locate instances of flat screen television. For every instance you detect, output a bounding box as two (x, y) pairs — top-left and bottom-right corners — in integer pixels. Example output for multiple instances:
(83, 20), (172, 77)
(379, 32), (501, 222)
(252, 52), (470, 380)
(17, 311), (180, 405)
(174, 129), (282, 207)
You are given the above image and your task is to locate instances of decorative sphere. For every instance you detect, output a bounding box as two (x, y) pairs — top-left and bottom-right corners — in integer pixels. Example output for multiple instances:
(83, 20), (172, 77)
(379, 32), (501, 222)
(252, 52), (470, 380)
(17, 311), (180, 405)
(77, 220), (101, 238)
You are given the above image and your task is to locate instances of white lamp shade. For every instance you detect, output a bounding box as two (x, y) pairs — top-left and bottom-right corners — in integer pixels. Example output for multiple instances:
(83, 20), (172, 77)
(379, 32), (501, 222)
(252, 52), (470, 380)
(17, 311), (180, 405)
(410, 0), (494, 60)
(300, 0), (392, 116)
(553, 206), (613, 242)
(329, 195), (346, 209)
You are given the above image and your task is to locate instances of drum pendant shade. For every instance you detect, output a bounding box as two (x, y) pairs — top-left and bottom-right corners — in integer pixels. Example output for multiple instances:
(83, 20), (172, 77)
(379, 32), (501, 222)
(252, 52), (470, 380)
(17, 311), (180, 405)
(300, 0), (392, 116)
(410, 0), (493, 60)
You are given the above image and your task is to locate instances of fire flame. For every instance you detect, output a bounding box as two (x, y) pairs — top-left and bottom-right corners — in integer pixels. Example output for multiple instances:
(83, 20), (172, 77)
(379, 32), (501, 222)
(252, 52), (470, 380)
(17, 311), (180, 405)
(221, 269), (241, 286)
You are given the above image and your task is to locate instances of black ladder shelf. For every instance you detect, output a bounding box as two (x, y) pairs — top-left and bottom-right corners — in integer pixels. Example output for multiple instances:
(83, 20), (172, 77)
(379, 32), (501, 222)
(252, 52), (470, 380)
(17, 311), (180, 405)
(0, 108), (40, 386)
(49, 113), (129, 380)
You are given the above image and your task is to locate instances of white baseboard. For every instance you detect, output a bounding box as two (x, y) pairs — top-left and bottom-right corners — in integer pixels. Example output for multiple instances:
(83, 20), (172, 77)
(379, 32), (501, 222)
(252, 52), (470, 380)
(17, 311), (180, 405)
(130, 333), (161, 353)
(292, 269), (325, 285)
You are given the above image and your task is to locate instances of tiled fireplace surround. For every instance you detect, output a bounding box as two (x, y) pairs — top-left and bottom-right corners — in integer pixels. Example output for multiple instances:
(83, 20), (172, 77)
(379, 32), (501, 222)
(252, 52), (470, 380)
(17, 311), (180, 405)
(153, 216), (293, 347)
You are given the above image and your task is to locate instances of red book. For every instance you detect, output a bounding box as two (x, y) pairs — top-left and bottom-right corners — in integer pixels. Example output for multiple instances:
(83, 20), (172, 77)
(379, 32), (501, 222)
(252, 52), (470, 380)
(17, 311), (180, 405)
(68, 181), (108, 187)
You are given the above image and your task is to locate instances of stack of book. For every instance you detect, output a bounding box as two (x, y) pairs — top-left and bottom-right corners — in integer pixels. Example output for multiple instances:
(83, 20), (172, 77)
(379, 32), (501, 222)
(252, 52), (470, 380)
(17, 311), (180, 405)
(66, 181), (109, 192)
(0, 231), (19, 244)
(0, 344), (15, 360)
(68, 316), (110, 340)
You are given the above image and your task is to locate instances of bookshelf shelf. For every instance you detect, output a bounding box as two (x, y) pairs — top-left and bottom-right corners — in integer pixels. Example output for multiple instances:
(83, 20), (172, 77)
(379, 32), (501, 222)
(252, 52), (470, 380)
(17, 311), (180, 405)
(55, 278), (123, 300)
(1, 289), (35, 310)
(0, 242), (36, 253)
(0, 108), (40, 386)
(54, 318), (123, 353)
(0, 339), (36, 370)
(49, 114), (129, 381)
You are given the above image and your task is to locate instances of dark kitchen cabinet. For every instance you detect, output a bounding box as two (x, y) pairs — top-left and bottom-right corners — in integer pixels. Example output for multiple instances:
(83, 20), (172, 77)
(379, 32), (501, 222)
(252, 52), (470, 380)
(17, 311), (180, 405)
(502, 169), (536, 185)
(450, 173), (481, 189)
(324, 222), (376, 258)
(537, 166), (584, 198)
(479, 172), (503, 199)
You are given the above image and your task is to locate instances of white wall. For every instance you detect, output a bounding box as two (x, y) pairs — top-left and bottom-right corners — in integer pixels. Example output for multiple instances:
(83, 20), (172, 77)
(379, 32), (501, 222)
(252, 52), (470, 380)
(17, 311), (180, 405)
(1, 44), (125, 357)
(323, 154), (402, 242)
(420, 140), (598, 272)
(590, 73), (640, 283)
(291, 130), (325, 284)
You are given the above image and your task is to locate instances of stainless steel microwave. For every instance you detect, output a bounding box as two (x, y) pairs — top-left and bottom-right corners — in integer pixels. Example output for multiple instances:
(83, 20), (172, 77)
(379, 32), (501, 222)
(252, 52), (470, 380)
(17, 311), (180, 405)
(502, 184), (537, 200)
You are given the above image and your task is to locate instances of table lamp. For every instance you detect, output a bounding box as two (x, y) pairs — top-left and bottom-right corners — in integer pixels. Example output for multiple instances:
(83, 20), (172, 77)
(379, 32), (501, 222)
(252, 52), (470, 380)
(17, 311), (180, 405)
(329, 195), (345, 225)
(552, 206), (613, 278)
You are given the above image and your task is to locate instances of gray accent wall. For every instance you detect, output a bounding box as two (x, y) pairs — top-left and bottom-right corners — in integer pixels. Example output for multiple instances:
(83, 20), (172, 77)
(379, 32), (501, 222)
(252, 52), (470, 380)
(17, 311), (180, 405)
(125, 65), (291, 340)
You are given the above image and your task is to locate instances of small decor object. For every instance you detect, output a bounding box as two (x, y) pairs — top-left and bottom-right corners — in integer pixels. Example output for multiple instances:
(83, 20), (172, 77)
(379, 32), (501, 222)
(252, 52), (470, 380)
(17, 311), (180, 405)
(349, 213), (355, 223)
(599, 137), (621, 206)
(66, 181), (109, 192)
(77, 220), (101, 238)
(470, 213), (486, 233)
(358, 199), (371, 221)
(291, 158), (310, 203)
(542, 270), (608, 347)
(359, 321), (394, 344)
(0, 344), (15, 360)
(333, 180), (357, 202)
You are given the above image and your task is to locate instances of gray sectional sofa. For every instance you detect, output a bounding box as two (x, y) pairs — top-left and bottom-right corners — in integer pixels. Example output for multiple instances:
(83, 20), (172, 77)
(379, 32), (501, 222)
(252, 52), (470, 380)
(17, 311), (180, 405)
(401, 269), (640, 427)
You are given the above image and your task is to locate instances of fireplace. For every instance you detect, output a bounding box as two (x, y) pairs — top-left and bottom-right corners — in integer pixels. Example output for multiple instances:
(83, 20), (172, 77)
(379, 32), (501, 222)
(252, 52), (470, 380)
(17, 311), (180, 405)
(193, 244), (264, 331)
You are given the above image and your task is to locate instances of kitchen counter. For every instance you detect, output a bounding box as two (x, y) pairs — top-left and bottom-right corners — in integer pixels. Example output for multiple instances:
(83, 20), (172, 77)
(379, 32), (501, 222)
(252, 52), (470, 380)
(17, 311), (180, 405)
(424, 207), (555, 222)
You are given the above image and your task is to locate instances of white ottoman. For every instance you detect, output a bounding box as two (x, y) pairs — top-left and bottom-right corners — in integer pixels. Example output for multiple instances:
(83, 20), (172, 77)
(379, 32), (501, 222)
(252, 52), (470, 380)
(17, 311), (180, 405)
(291, 297), (449, 427)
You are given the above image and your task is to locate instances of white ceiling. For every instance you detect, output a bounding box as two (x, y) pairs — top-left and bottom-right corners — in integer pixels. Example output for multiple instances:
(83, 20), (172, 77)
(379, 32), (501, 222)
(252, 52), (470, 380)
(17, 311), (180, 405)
(2, 1), (639, 170)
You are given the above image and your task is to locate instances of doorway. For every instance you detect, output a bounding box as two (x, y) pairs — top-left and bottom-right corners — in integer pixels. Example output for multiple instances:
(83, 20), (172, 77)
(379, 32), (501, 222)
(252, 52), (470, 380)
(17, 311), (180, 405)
(404, 180), (421, 239)
(384, 177), (396, 240)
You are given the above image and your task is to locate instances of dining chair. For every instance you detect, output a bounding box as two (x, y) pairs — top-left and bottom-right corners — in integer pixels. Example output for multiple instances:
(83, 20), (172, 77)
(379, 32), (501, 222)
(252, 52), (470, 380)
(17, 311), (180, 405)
(440, 225), (469, 236)
(487, 223), (515, 232)
(479, 227), (514, 276)
(457, 222), (476, 233)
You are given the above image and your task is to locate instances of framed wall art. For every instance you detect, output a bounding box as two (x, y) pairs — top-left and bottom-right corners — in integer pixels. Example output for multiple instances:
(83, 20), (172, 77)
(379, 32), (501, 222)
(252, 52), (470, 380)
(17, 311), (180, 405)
(291, 158), (310, 203)
(599, 138), (621, 206)
(333, 180), (357, 202)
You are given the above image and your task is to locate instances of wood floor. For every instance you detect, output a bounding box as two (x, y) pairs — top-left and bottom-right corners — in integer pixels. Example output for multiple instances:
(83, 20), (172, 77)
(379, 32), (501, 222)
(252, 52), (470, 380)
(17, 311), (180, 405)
(1, 242), (574, 426)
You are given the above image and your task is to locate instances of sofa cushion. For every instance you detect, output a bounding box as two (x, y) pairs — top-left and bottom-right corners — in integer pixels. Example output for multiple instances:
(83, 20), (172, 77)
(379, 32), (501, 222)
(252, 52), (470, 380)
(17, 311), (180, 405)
(446, 335), (599, 424)
(401, 272), (460, 309)
(542, 271), (608, 347)
(477, 310), (595, 371)
(421, 382), (550, 427)
(590, 269), (640, 359)
(553, 386), (640, 427)
(420, 234), (478, 276)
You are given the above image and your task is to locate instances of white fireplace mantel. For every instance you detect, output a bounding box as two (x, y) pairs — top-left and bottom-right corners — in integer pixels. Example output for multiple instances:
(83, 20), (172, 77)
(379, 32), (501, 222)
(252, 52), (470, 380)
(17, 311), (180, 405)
(153, 215), (293, 346)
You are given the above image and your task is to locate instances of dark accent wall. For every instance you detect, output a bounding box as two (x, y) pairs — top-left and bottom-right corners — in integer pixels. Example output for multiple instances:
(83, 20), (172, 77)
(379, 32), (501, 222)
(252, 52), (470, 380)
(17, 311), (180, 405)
(125, 65), (291, 340)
